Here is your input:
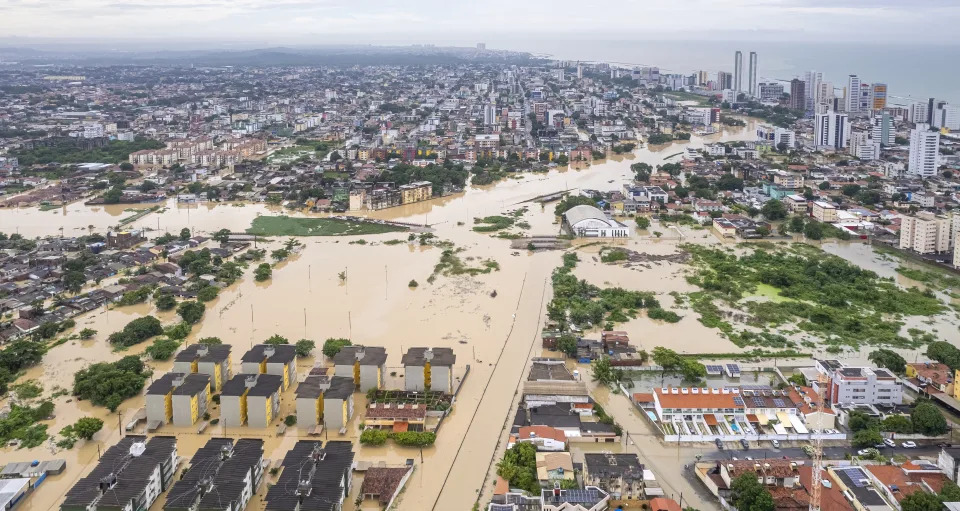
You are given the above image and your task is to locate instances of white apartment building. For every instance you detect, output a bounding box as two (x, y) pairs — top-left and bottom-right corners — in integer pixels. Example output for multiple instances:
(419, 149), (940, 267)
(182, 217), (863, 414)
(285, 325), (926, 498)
(850, 130), (881, 161)
(909, 101), (930, 124)
(908, 124), (941, 177)
(871, 113), (894, 146)
(932, 103), (960, 131)
(814, 112), (849, 150)
(845, 75), (861, 114)
(899, 211), (953, 254)
(804, 70), (822, 111)
(815, 360), (902, 407)
(747, 52), (758, 97)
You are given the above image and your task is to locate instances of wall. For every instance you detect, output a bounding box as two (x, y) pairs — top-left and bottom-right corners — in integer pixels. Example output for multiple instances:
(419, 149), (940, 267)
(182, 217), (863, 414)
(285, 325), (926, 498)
(247, 395), (268, 428)
(360, 364), (382, 392)
(221, 395), (244, 427)
(297, 397), (320, 428)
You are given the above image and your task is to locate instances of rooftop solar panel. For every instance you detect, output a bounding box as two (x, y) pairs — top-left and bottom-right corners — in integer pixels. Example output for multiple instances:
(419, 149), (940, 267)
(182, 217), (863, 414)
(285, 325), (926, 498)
(752, 397), (766, 407)
(773, 398), (786, 407)
(733, 397), (745, 406)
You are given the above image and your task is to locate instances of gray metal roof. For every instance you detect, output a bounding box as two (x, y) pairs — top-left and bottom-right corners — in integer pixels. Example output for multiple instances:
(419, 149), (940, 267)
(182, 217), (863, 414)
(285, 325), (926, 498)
(563, 205), (614, 227)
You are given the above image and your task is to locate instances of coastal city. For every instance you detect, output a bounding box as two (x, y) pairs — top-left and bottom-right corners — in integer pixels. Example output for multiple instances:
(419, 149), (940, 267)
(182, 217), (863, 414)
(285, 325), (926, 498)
(1, 36), (960, 511)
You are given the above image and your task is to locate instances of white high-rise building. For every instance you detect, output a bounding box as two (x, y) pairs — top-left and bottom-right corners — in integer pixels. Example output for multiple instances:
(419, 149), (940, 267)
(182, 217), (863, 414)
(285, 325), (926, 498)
(482, 104), (496, 126)
(871, 113), (894, 146)
(748, 52), (758, 97)
(851, 130), (880, 160)
(845, 75), (861, 114)
(908, 124), (940, 177)
(814, 111), (849, 150)
(803, 70), (822, 111)
(909, 101), (930, 124)
(932, 103), (960, 131)
(577, 63), (583, 80)
(733, 51), (743, 92)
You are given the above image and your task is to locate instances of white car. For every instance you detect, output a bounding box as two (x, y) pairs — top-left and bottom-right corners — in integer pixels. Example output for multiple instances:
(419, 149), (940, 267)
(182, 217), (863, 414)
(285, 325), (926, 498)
(902, 441), (917, 448)
(857, 449), (874, 456)
(771, 440), (780, 448)
(884, 439), (896, 448)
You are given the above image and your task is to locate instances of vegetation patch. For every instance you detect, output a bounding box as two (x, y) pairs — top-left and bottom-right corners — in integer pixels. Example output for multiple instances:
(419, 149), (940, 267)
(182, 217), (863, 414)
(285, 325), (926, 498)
(431, 247), (500, 279)
(247, 216), (407, 236)
(73, 356), (149, 411)
(683, 243), (944, 349)
(472, 215), (514, 232)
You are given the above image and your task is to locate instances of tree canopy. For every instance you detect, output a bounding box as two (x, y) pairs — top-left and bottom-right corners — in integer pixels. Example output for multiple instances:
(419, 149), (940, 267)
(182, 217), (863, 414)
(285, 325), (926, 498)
(73, 356), (148, 411)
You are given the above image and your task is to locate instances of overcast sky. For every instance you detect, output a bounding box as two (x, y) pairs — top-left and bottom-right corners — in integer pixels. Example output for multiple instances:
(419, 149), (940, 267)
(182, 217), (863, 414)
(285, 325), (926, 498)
(2, 0), (960, 46)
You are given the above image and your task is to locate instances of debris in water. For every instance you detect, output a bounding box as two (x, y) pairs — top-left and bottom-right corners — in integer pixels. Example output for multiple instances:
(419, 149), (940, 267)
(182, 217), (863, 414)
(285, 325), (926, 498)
(490, 290), (498, 298)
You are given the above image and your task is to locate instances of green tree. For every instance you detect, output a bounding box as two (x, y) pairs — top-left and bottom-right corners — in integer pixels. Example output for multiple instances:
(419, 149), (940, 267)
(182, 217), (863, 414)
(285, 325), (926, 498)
(760, 199), (787, 221)
(155, 293), (177, 311)
(900, 490), (944, 511)
(78, 328), (97, 340)
(197, 286), (219, 302)
(911, 401), (948, 435)
(295, 339), (316, 357)
(852, 429), (883, 448)
(264, 334), (289, 345)
(868, 349), (907, 374)
(556, 334), (578, 358)
(841, 184), (861, 197)
(198, 337), (222, 345)
(179, 228), (191, 241)
(635, 216), (651, 229)
(254, 263), (272, 282)
(145, 338), (181, 360)
(176, 301), (205, 324)
(63, 271), (86, 294)
(730, 472), (775, 511)
(880, 415), (914, 434)
(591, 356), (624, 387)
(107, 316), (163, 347)
(940, 480), (960, 502)
(213, 228), (231, 244)
(73, 356), (148, 411)
(496, 442), (539, 494)
(71, 417), (104, 440)
(322, 338), (352, 358)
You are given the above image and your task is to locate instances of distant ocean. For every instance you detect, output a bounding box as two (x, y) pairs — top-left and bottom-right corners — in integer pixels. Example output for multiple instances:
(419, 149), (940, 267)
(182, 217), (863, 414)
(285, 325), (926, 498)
(496, 39), (960, 105)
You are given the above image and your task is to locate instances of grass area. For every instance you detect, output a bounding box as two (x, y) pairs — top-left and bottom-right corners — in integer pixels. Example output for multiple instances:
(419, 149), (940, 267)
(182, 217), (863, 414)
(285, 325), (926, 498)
(747, 283), (792, 303)
(267, 144), (322, 163)
(247, 216), (407, 237)
(473, 215), (515, 232)
(664, 91), (712, 105)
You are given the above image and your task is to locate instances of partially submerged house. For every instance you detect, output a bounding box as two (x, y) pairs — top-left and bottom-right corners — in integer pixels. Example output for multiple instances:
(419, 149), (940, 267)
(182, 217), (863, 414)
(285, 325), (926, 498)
(402, 347), (456, 393)
(240, 344), (297, 390)
(61, 436), (178, 511)
(173, 343), (232, 392)
(332, 346), (387, 391)
(145, 373), (211, 428)
(220, 373), (283, 428)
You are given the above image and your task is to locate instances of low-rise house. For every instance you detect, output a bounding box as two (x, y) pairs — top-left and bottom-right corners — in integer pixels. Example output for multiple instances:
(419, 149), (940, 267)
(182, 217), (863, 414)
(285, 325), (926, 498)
(172, 343), (232, 392)
(402, 347), (457, 393)
(359, 466), (414, 509)
(332, 345), (387, 391)
(265, 441), (354, 511)
(163, 437), (263, 511)
(536, 452), (574, 484)
(905, 362), (952, 394)
(240, 344), (297, 390)
(365, 403), (427, 432)
(540, 486), (610, 511)
(220, 373), (283, 428)
(508, 425), (568, 452)
(61, 436), (178, 511)
(145, 373), (211, 428)
(584, 453), (644, 500)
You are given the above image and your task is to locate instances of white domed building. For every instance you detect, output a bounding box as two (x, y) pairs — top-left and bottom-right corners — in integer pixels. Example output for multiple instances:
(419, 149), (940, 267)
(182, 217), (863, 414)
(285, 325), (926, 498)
(562, 205), (630, 238)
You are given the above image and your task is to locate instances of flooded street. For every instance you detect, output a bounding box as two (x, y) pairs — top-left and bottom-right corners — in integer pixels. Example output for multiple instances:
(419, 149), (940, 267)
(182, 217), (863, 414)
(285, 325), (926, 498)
(0, 122), (785, 511)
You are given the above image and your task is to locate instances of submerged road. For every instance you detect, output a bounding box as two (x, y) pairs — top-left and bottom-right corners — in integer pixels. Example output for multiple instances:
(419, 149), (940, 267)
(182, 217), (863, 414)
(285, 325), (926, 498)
(432, 267), (553, 510)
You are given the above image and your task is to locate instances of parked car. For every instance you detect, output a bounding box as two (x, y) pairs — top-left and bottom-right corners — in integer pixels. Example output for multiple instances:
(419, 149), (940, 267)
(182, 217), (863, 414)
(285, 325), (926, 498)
(884, 439), (896, 448)
(740, 439), (749, 449)
(858, 448), (879, 457)
(771, 440), (780, 449)
(716, 438), (724, 450)
(902, 441), (917, 448)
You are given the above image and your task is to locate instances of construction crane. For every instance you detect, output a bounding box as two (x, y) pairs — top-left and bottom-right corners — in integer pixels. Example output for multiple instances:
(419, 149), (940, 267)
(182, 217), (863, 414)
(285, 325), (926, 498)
(810, 372), (829, 511)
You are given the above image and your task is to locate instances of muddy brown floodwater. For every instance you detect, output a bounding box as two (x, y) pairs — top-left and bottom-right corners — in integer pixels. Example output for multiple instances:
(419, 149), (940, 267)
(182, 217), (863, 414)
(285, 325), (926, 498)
(2, 125), (768, 511)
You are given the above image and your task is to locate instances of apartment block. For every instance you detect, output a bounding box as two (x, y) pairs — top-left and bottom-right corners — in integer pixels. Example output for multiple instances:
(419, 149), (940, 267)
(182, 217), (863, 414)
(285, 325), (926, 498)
(240, 344), (297, 390)
(815, 360), (902, 407)
(172, 343), (232, 392)
(899, 211), (954, 254)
